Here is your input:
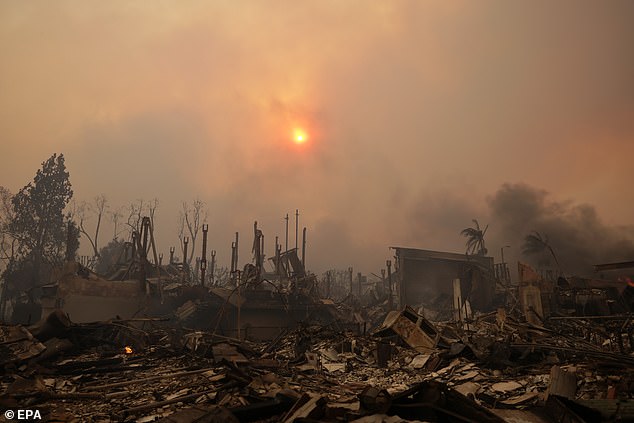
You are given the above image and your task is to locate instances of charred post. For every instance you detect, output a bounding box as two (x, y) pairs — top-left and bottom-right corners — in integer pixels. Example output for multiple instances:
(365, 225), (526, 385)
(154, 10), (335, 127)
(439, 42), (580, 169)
(182, 237), (189, 283)
(275, 236), (280, 276)
(349, 266), (354, 295)
(141, 217), (150, 256)
(387, 259), (393, 311)
(302, 227), (307, 268)
(295, 209), (299, 251)
(284, 213), (289, 253)
(131, 232), (137, 261)
(210, 250), (216, 286)
(235, 231), (239, 266)
(230, 242), (236, 276)
(200, 224), (208, 286)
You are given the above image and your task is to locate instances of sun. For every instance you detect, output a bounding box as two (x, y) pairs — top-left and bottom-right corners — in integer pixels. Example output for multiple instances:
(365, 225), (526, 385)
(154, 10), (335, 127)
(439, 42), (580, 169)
(293, 129), (307, 144)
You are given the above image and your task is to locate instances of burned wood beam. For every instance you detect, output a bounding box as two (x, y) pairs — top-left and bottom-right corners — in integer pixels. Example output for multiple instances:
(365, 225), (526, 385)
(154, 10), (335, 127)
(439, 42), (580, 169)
(122, 388), (218, 415)
(594, 260), (634, 272)
(83, 367), (216, 391)
(510, 343), (634, 365)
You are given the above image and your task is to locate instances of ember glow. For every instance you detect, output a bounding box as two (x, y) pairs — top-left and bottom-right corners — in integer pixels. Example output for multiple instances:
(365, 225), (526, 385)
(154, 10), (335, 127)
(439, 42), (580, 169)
(124, 346), (133, 354)
(619, 276), (634, 288)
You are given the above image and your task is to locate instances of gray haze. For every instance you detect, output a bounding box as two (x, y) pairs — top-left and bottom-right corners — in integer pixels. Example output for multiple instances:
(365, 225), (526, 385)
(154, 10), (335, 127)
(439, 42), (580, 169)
(1, 2), (633, 274)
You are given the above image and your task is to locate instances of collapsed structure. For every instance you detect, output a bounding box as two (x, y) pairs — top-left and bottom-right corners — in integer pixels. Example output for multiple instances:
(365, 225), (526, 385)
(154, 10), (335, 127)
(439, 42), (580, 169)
(1, 217), (634, 422)
(391, 247), (499, 319)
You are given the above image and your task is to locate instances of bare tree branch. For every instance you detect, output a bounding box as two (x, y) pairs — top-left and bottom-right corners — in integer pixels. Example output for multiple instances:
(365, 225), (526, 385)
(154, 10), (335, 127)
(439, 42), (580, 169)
(110, 206), (123, 241)
(178, 199), (208, 266)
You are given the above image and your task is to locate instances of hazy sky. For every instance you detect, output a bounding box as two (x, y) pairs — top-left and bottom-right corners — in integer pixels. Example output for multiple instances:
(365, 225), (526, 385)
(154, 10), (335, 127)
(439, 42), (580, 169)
(1, 1), (633, 274)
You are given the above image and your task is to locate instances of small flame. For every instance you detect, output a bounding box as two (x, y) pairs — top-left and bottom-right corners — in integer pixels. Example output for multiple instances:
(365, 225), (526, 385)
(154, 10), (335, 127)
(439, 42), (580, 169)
(618, 276), (634, 288)
(124, 346), (133, 354)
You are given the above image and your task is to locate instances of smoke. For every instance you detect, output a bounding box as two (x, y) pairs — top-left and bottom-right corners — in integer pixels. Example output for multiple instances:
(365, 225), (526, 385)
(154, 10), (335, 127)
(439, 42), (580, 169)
(487, 183), (634, 276)
(2, 3), (634, 276)
(403, 186), (485, 253)
(398, 182), (634, 278)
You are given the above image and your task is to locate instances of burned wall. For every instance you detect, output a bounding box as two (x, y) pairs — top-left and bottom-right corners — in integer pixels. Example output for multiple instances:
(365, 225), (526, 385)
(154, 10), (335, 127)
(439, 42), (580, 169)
(395, 248), (495, 314)
(43, 277), (146, 322)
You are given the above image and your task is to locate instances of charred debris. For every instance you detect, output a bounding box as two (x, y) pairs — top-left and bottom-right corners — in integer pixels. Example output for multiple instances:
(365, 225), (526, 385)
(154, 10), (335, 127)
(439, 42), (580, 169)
(2, 216), (634, 422)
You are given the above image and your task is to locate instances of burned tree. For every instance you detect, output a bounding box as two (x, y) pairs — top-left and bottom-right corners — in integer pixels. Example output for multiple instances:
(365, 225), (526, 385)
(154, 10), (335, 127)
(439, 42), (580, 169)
(460, 219), (488, 256)
(94, 238), (126, 275)
(0, 186), (15, 267)
(522, 231), (562, 273)
(110, 206), (124, 241)
(178, 199), (207, 268)
(76, 194), (108, 258)
(125, 198), (158, 235)
(0, 186), (15, 319)
(1, 154), (78, 304)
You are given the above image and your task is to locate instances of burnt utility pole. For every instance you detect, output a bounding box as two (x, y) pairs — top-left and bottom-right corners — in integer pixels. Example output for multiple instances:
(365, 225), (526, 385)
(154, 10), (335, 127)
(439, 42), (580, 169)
(500, 245), (511, 284)
(131, 232), (137, 261)
(386, 260), (393, 311)
(235, 231), (239, 269)
(231, 232), (239, 286)
(169, 247), (175, 265)
(199, 258), (206, 286)
(295, 209), (299, 251)
(253, 221), (263, 282)
(348, 267), (354, 295)
(253, 221), (259, 258)
(284, 213), (289, 253)
(230, 242), (236, 275)
(210, 250), (216, 286)
(141, 217), (150, 256)
(301, 227), (307, 268)
(147, 218), (162, 300)
(275, 236), (280, 276)
(182, 237), (189, 283)
(200, 224), (208, 286)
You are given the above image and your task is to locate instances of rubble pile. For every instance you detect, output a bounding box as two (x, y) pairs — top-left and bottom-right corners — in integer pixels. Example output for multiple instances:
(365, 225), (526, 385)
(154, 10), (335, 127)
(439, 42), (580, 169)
(1, 307), (634, 422)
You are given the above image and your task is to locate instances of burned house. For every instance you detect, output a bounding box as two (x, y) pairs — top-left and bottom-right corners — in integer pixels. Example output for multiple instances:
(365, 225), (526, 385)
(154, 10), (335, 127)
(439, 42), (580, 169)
(391, 247), (497, 318)
(518, 260), (634, 324)
(41, 261), (147, 322)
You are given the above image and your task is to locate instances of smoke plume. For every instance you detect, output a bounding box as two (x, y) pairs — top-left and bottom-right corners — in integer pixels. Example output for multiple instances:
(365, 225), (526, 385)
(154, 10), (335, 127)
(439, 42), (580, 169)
(487, 183), (634, 276)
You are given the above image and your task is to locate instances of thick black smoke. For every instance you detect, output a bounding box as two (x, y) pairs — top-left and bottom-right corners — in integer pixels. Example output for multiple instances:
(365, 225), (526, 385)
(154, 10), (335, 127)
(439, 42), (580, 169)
(487, 183), (634, 276)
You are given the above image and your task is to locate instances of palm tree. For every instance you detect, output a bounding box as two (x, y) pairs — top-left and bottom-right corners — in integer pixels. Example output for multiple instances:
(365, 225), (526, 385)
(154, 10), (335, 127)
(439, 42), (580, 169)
(460, 219), (488, 256)
(522, 231), (561, 272)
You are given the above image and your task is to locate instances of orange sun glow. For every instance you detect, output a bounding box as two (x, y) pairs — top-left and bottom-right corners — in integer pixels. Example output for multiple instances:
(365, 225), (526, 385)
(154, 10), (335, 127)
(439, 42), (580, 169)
(293, 129), (307, 144)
